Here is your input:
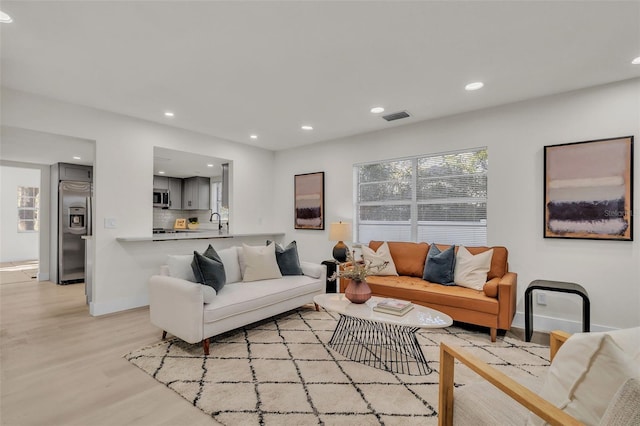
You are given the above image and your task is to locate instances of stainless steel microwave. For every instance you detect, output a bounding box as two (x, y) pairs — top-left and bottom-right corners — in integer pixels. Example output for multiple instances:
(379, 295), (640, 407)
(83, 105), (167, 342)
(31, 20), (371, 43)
(153, 189), (169, 208)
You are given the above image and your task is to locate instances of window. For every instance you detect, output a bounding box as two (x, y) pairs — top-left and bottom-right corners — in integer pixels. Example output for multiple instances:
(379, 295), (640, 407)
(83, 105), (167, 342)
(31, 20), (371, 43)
(210, 181), (228, 221)
(17, 186), (40, 232)
(355, 147), (487, 245)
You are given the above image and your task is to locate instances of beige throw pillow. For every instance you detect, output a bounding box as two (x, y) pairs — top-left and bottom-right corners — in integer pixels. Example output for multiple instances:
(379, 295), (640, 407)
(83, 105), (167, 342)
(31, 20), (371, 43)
(241, 243), (282, 282)
(454, 246), (493, 290)
(361, 241), (398, 276)
(528, 332), (638, 426)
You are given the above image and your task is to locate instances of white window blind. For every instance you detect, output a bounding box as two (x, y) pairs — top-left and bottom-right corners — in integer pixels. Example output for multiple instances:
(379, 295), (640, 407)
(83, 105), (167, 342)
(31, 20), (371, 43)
(355, 147), (487, 246)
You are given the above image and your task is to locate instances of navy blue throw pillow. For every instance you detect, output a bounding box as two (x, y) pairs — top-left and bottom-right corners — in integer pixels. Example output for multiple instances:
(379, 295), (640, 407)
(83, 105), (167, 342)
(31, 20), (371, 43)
(423, 244), (456, 285)
(266, 240), (303, 276)
(191, 246), (226, 292)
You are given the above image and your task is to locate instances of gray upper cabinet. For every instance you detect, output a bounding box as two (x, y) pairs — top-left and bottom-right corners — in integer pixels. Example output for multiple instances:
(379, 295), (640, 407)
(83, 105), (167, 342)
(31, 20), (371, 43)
(168, 177), (182, 210)
(182, 176), (210, 210)
(60, 163), (92, 182)
(153, 175), (169, 190)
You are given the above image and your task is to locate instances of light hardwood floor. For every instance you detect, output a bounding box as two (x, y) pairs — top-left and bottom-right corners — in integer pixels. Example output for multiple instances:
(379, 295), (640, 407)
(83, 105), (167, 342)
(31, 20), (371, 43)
(1, 265), (548, 426)
(0, 273), (216, 425)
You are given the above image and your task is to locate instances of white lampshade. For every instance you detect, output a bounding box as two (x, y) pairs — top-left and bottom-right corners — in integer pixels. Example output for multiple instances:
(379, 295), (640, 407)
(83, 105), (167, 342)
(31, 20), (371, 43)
(329, 222), (352, 241)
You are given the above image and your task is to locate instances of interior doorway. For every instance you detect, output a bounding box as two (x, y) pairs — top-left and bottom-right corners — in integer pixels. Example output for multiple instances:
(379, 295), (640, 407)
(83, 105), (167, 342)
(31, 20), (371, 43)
(0, 165), (41, 283)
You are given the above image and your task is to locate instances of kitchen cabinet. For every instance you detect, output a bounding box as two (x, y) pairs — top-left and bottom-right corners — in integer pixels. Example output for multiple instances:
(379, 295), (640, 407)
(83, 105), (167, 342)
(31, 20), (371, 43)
(153, 175), (169, 190)
(168, 177), (182, 210)
(60, 163), (92, 182)
(182, 177), (210, 210)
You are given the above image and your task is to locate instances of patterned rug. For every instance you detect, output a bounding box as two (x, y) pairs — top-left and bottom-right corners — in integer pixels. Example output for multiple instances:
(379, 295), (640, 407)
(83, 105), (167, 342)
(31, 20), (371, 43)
(125, 305), (550, 425)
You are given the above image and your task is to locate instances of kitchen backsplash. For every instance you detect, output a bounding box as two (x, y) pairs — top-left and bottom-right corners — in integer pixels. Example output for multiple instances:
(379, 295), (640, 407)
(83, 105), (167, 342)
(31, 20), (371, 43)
(153, 209), (211, 229)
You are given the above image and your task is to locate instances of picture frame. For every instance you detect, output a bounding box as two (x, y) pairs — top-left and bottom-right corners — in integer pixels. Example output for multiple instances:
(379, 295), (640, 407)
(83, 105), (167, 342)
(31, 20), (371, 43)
(174, 218), (187, 229)
(294, 172), (324, 230)
(544, 136), (633, 241)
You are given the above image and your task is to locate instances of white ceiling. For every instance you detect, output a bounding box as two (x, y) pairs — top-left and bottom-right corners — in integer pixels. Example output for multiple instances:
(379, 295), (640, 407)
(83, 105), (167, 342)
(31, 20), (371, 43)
(0, 126), (94, 166)
(1, 1), (639, 152)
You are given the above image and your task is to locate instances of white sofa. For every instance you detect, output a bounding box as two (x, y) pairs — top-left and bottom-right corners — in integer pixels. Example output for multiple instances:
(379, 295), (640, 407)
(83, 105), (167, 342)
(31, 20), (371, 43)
(149, 246), (326, 355)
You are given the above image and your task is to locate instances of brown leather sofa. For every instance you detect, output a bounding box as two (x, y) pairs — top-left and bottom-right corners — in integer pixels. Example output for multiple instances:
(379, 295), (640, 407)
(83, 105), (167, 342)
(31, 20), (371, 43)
(339, 241), (517, 341)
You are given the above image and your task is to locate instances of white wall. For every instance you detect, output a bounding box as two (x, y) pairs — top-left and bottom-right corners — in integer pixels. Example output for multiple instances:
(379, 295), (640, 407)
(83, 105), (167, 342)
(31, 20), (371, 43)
(0, 166), (40, 262)
(274, 78), (640, 332)
(2, 88), (278, 315)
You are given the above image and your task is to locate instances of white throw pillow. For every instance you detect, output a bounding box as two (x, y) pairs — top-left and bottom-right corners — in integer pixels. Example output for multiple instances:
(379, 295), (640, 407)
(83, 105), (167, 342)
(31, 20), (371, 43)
(166, 255), (197, 282)
(454, 246), (493, 290)
(361, 242), (398, 276)
(217, 246), (242, 283)
(528, 333), (639, 425)
(241, 243), (282, 282)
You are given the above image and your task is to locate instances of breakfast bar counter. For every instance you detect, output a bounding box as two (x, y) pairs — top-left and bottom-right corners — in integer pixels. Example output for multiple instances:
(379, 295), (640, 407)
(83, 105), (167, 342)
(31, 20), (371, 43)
(116, 231), (284, 242)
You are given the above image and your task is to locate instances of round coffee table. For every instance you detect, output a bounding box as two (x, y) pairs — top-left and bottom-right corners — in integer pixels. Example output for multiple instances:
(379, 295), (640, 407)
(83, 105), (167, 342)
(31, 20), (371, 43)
(314, 293), (452, 375)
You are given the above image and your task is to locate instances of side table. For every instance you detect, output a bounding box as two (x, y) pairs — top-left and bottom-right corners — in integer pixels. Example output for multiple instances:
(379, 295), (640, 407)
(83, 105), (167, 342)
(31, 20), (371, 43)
(525, 280), (590, 342)
(321, 260), (338, 293)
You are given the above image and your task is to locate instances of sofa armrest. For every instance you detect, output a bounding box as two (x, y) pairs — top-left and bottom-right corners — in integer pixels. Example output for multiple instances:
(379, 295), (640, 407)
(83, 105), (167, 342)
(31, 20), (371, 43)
(496, 272), (517, 330)
(148, 275), (204, 344)
(300, 261), (327, 284)
(438, 342), (583, 426)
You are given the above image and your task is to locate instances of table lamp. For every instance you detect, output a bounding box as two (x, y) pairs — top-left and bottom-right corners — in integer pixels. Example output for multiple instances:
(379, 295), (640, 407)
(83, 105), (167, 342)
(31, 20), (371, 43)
(329, 221), (352, 262)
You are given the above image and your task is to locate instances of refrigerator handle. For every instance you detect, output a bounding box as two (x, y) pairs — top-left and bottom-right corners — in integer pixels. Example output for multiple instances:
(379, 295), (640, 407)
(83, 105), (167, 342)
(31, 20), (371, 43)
(86, 196), (93, 236)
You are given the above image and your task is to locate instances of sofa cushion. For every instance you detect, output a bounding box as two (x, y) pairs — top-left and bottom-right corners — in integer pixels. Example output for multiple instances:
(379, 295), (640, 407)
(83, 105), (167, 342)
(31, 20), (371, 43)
(361, 241), (398, 276)
(191, 250), (226, 293)
(217, 246), (242, 284)
(365, 275), (499, 315)
(529, 332), (639, 426)
(167, 254), (197, 282)
(454, 246), (494, 290)
(370, 241), (429, 277)
(242, 243), (283, 282)
(203, 275), (324, 323)
(267, 240), (304, 276)
(423, 244), (456, 285)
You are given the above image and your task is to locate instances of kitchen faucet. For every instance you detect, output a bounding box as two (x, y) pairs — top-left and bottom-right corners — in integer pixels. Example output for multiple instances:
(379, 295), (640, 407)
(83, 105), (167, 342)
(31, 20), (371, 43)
(209, 212), (222, 230)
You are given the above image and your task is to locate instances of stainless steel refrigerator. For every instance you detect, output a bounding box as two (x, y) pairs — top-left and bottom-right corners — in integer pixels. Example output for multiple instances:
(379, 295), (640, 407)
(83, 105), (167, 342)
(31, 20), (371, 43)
(58, 180), (92, 284)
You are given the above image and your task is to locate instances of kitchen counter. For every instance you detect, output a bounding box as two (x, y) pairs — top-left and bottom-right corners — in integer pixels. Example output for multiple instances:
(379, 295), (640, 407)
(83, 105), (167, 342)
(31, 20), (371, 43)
(116, 231), (284, 242)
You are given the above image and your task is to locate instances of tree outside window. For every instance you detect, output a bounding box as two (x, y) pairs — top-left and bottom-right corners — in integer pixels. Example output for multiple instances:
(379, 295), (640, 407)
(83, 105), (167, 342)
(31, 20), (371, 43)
(17, 186), (39, 232)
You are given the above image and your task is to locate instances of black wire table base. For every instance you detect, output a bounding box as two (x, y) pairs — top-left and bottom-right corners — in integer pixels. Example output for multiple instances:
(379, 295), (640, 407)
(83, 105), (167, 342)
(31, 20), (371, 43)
(328, 314), (432, 376)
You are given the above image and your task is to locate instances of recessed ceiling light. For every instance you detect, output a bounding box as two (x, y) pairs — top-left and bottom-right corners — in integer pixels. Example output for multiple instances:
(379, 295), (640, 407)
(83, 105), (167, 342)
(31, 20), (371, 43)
(301, 125), (313, 130)
(73, 156), (81, 160)
(370, 107), (385, 114)
(0, 11), (13, 23)
(632, 56), (640, 65)
(207, 164), (214, 167)
(465, 82), (484, 91)
(250, 134), (258, 139)
(158, 171), (165, 174)
(164, 111), (175, 117)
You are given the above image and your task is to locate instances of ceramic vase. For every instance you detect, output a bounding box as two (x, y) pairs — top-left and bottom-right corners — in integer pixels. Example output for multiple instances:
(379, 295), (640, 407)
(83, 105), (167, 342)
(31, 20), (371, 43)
(344, 279), (372, 304)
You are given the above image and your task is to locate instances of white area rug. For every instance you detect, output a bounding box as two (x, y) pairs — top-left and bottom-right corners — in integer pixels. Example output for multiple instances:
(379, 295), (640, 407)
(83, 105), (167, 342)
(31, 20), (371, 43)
(125, 306), (550, 425)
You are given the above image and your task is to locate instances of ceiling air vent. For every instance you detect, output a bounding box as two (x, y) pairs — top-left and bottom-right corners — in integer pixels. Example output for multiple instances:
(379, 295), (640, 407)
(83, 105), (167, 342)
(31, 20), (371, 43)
(382, 110), (411, 122)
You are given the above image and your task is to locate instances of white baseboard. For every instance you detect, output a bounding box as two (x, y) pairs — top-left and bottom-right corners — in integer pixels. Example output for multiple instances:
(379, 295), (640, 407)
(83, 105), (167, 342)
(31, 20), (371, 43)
(512, 312), (617, 334)
(89, 295), (149, 316)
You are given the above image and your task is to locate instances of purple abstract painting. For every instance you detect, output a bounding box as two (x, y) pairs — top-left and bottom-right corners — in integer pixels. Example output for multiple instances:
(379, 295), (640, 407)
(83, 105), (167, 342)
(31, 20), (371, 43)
(544, 136), (633, 240)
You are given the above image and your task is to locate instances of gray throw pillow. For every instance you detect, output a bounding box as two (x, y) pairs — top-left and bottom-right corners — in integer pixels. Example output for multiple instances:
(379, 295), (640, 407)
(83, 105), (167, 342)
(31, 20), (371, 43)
(267, 240), (303, 276)
(191, 247), (226, 292)
(423, 244), (456, 285)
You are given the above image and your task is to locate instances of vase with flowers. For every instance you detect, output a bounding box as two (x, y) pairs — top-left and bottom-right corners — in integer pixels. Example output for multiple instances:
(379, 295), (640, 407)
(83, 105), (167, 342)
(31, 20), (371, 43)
(328, 250), (388, 304)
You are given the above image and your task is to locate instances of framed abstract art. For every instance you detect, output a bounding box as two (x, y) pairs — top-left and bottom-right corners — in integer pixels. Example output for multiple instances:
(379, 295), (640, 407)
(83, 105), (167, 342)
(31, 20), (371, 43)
(294, 172), (324, 230)
(544, 136), (633, 241)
